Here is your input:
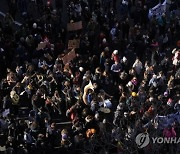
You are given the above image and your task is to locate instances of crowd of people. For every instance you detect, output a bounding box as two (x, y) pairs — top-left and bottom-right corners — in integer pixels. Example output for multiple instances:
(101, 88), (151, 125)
(0, 0), (180, 154)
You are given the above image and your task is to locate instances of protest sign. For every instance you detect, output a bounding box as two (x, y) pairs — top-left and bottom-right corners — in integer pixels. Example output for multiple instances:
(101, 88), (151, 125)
(37, 42), (47, 50)
(68, 39), (80, 49)
(62, 49), (76, 65)
(67, 21), (82, 31)
(148, 0), (167, 19)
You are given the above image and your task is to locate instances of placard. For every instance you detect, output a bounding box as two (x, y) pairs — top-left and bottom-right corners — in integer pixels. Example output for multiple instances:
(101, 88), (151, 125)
(67, 21), (82, 31)
(62, 49), (76, 65)
(37, 42), (47, 50)
(68, 39), (80, 49)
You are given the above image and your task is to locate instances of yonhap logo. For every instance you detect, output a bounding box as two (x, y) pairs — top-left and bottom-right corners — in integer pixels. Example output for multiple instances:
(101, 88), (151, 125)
(135, 133), (180, 148)
(135, 133), (150, 148)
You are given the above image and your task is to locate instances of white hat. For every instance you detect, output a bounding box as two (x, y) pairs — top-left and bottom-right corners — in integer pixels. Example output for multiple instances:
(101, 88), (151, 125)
(0, 48), (4, 52)
(113, 50), (118, 55)
(127, 81), (132, 87)
(79, 67), (84, 72)
(94, 113), (99, 119)
(33, 23), (37, 29)
(122, 56), (127, 62)
(124, 112), (128, 115)
(103, 119), (106, 124)
(102, 38), (106, 43)
(149, 97), (154, 102)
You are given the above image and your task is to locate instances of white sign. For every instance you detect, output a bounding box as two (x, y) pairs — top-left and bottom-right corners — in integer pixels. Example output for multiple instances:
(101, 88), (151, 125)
(148, 0), (167, 19)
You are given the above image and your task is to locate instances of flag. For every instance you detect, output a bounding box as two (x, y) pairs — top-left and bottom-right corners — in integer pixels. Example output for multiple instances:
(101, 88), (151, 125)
(68, 39), (80, 49)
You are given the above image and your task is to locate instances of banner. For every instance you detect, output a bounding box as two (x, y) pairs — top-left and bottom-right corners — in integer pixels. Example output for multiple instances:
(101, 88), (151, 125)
(68, 39), (80, 49)
(148, 0), (167, 19)
(62, 49), (76, 65)
(67, 21), (82, 31)
(154, 112), (180, 129)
